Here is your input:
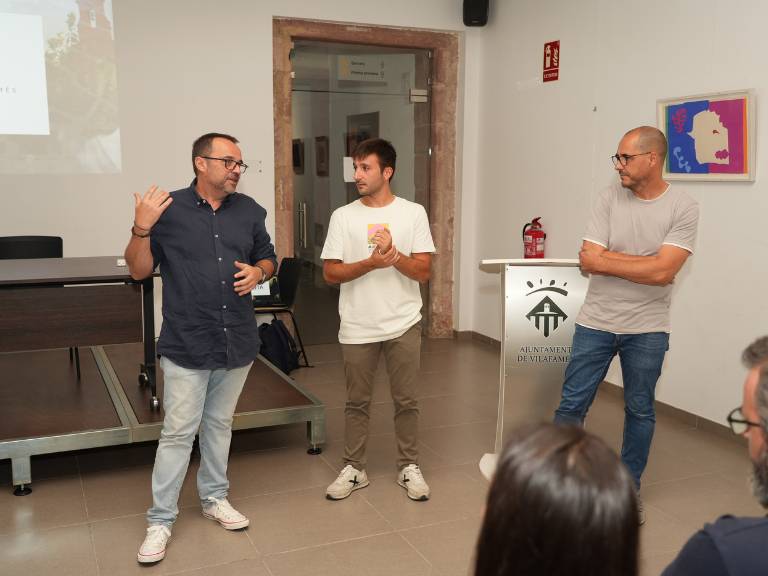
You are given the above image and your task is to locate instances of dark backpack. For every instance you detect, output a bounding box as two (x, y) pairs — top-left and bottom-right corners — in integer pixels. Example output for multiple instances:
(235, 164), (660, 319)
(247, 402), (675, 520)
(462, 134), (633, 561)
(258, 318), (301, 375)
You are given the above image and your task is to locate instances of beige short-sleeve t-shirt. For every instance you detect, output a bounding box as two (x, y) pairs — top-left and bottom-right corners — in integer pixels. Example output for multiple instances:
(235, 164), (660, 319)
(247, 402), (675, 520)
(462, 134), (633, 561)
(576, 183), (699, 334)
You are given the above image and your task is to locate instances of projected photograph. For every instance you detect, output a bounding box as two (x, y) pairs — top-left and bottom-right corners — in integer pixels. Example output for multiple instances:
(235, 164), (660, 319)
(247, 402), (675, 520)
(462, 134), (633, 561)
(0, 0), (121, 174)
(657, 90), (755, 181)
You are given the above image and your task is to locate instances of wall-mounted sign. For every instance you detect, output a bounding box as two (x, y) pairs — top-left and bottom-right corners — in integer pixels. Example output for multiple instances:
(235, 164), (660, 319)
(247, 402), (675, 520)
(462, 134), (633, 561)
(543, 40), (560, 83)
(338, 55), (386, 82)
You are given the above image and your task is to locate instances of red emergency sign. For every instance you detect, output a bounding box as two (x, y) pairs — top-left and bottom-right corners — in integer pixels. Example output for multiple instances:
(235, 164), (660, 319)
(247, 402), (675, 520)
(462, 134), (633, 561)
(543, 40), (560, 83)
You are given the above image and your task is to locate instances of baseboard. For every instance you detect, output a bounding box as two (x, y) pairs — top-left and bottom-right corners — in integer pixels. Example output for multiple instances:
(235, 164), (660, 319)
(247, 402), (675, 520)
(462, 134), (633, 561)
(448, 330), (742, 446)
(453, 329), (500, 348)
(601, 380), (744, 446)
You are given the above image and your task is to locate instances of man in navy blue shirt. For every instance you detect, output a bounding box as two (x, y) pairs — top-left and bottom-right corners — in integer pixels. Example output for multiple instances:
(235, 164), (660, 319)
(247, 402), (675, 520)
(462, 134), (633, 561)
(125, 133), (277, 564)
(662, 336), (768, 575)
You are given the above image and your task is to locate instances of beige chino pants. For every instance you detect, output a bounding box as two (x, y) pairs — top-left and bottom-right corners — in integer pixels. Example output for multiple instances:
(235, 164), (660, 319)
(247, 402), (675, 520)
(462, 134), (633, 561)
(340, 323), (421, 470)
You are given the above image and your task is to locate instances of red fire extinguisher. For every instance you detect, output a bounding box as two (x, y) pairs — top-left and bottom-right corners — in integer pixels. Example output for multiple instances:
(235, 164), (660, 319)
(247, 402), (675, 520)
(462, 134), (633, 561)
(522, 217), (546, 258)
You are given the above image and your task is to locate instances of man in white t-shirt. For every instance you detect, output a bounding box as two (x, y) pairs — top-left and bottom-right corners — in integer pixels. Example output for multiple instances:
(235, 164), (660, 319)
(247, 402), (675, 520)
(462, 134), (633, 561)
(321, 138), (436, 501)
(554, 126), (699, 523)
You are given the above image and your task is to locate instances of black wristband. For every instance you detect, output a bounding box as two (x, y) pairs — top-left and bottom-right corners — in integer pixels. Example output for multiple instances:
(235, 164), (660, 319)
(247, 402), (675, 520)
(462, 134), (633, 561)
(131, 225), (150, 238)
(255, 264), (268, 284)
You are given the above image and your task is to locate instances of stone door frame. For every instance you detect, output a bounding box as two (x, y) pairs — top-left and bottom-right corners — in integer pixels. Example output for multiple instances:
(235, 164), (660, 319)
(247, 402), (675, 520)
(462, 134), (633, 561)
(272, 18), (458, 337)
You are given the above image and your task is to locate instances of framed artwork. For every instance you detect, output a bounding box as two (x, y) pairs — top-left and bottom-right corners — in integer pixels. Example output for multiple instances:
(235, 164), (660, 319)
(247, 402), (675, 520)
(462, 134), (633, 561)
(657, 90), (755, 181)
(292, 138), (304, 175)
(345, 111), (379, 155)
(315, 136), (329, 177)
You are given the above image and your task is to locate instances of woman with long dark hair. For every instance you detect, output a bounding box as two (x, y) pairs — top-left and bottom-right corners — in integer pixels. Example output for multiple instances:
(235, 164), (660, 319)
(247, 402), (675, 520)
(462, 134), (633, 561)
(475, 423), (639, 576)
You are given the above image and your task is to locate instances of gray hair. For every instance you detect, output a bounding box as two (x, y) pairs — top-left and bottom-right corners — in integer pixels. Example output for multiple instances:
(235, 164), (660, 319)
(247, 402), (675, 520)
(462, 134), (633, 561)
(742, 337), (768, 507)
(742, 337), (768, 433)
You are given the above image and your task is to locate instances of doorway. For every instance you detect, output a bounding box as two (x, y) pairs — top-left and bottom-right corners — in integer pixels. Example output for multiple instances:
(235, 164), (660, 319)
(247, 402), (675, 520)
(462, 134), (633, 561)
(290, 41), (432, 345)
(273, 18), (459, 342)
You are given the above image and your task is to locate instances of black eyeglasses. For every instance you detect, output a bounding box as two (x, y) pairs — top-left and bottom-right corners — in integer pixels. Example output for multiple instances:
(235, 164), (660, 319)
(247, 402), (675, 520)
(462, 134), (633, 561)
(726, 407), (761, 435)
(200, 156), (248, 174)
(610, 152), (651, 168)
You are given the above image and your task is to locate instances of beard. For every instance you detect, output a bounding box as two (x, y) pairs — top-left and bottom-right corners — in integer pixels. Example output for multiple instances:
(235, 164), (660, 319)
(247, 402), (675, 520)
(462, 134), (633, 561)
(751, 449), (768, 508)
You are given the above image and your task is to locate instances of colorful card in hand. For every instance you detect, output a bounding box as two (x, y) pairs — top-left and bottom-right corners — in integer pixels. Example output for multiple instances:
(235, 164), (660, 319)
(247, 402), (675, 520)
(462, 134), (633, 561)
(367, 223), (389, 253)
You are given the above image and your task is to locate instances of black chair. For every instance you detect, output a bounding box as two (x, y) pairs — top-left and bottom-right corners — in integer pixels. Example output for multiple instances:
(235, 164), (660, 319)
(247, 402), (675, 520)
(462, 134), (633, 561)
(253, 257), (311, 368)
(0, 236), (81, 379)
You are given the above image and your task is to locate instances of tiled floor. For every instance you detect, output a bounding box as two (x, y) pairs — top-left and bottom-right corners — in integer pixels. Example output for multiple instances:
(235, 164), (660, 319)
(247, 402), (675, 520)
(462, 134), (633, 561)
(0, 338), (762, 576)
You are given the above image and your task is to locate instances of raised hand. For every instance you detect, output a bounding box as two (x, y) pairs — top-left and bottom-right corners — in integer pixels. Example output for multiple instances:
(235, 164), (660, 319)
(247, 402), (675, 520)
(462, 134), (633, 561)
(133, 185), (172, 231)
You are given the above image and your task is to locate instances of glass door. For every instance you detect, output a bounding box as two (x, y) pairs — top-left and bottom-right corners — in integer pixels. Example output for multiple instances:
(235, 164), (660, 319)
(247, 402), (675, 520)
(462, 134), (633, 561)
(290, 41), (432, 345)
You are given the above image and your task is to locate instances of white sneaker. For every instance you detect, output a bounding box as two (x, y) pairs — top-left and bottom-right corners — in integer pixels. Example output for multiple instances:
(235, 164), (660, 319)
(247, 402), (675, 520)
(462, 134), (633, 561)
(202, 497), (250, 530)
(325, 465), (369, 500)
(137, 524), (171, 564)
(398, 464), (430, 501)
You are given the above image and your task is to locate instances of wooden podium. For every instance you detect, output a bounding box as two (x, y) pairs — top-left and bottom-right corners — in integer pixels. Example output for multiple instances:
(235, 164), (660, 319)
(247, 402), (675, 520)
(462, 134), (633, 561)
(479, 259), (588, 477)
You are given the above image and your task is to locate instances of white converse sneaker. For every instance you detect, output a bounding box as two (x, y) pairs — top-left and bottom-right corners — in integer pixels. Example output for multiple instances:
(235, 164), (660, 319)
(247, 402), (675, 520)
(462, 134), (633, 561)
(137, 524), (171, 564)
(325, 465), (369, 500)
(398, 464), (430, 501)
(202, 497), (250, 530)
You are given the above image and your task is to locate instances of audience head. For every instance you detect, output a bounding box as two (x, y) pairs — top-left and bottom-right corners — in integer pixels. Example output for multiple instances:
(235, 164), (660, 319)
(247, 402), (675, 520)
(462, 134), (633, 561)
(740, 336), (768, 507)
(474, 423), (639, 576)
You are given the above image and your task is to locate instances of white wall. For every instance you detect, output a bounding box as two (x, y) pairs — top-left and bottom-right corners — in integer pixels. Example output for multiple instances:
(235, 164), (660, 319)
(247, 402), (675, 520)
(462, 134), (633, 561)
(466, 0), (768, 424)
(0, 0), (466, 257)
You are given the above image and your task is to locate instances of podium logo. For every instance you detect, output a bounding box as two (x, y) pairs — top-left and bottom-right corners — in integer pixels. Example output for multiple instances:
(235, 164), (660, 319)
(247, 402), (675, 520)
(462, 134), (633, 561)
(525, 279), (568, 338)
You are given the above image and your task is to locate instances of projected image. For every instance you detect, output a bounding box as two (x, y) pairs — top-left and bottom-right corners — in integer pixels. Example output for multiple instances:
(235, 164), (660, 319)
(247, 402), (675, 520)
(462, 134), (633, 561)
(0, 0), (121, 174)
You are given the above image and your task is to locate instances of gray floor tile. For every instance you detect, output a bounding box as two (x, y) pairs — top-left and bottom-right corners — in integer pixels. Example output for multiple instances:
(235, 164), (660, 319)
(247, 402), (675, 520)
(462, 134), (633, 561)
(0, 523), (98, 576)
(0, 475), (88, 534)
(264, 533), (431, 576)
(361, 466), (486, 530)
(233, 487), (393, 554)
(401, 516), (482, 576)
(91, 513), (258, 576)
(5, 338), (767, 576)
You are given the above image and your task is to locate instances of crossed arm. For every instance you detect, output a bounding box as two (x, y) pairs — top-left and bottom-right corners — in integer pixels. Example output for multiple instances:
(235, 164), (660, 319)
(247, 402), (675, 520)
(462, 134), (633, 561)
(579, 240), (690, 286)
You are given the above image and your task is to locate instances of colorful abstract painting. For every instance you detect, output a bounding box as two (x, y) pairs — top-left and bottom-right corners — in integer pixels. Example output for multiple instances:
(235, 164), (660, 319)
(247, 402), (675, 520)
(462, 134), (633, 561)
(657, 90), (755, 181)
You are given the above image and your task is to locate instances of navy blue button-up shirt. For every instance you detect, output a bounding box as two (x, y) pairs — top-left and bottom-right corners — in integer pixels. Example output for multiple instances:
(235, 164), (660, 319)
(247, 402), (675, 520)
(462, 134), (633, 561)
(150, 180), (277, 370)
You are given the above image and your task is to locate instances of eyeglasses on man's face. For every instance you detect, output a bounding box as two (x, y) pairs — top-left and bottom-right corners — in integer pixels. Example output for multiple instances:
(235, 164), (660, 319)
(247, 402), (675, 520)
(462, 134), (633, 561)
(200, 156), (248, 174)
(610, 151), (651, 168)
(726, 407), (761, 435)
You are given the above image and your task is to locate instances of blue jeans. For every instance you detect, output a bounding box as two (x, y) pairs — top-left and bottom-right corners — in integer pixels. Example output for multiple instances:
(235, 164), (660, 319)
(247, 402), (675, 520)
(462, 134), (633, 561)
(554, 324), (669, 488)
(147, 356), (252, 527)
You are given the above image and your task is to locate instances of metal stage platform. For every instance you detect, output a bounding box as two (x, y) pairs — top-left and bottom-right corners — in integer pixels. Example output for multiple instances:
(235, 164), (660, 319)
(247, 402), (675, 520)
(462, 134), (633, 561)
(0, 344), (325, 491)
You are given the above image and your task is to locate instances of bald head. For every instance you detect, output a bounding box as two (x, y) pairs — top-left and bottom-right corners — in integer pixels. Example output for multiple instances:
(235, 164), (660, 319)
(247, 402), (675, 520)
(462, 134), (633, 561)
(625, 126), (667, 162)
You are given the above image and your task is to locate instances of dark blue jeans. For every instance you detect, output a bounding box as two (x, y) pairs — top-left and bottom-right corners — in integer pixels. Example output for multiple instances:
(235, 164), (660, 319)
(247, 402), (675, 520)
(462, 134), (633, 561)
(554, 324), (669, 488)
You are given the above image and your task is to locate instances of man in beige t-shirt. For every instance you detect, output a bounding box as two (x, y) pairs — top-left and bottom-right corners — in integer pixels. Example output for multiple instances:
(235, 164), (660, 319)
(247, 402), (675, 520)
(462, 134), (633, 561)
(554, 126), (699, 522)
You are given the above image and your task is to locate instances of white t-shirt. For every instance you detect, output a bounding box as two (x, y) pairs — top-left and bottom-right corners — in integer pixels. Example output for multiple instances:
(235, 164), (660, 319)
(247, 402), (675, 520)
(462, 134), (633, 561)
(321, 196), (436, 344)
(577, 182), (699, 334)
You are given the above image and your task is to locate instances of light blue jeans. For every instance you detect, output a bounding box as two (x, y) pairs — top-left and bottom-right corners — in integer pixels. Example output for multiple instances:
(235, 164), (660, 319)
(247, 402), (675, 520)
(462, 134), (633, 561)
(147, 356), (252, 527)
(554, 324), (669, 489)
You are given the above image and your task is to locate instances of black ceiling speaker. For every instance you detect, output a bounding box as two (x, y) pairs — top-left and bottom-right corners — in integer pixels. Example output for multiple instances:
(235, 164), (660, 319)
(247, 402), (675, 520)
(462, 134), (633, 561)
(463, 0), (490, 26)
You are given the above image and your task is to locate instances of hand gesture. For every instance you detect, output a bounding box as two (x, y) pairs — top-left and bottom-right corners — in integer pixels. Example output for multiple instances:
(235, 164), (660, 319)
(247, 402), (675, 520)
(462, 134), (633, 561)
(133, 185), (172, 231)
(233, 261), (264, 296)
(372, 228), (393, 253)
(370, 243), (400, 269)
